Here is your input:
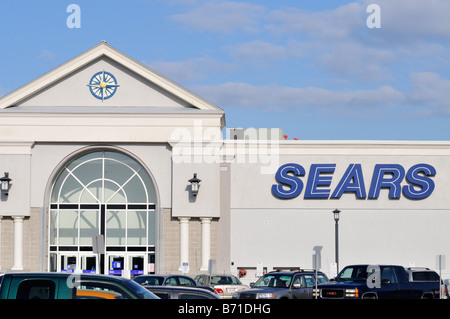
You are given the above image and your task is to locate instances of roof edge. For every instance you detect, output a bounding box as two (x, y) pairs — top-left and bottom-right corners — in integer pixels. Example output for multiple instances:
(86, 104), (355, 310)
(0, 41), (224, 114)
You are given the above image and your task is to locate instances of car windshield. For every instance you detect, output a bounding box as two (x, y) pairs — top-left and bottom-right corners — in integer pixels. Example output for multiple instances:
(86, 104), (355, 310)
(125, 280), (160, 299)
(317, 274), (328, 283)
(211, 276), (242, 285)
(335, 266), (372, 282)
(253, 274), (292, 288)
(133, 276), (165, 286)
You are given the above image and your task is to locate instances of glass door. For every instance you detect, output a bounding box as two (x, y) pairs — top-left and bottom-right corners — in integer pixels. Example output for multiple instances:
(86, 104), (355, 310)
(58, 253), (99, 274)
(60, 254), (77, 273)
(80, 254), (98, 274)
(106, 253), (147, 278)
(129, 255), (145, 277)
(108, 255), (125, 276)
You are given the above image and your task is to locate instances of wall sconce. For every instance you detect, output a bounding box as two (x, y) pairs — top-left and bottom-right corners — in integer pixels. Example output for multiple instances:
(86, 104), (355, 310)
(0, 172), (12, 196)
(188, 173), (201, 196)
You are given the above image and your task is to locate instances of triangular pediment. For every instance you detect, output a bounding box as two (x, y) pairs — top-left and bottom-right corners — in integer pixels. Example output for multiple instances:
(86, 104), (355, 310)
(0, 42), (224, 114)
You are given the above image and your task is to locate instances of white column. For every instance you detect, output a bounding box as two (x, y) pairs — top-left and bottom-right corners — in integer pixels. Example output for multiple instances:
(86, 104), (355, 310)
(178, 217), (190, 273)
(12, 216), (24, 271)
(200, 218), (212, 272)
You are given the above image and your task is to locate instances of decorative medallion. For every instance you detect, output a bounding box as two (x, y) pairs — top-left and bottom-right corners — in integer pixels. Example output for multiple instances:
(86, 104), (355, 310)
(88, 71), (119, 100)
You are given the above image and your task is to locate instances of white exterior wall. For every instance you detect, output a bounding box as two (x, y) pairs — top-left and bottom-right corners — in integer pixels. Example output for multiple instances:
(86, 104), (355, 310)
(0, 142), (32, 216)
(228, 141), (450, 280)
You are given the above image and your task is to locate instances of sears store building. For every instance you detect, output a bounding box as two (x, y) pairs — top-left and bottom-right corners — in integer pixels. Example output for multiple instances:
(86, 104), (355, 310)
(0, 42), (449, 281)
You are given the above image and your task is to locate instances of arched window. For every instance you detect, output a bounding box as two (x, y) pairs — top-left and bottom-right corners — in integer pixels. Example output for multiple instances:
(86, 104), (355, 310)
(49, 150), (157, 274)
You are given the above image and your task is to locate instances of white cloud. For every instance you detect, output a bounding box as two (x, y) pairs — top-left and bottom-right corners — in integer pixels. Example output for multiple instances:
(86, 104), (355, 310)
(38, 50), (55, 60)
(192, 82), (405, 117)
(265, 2), (363, 40)
(169, 2), (421, 82)
(170, 1), (266, 34)
(148, 56), (235, 83)
(318, 41), (395, 82)
(192, 70), (450, 118)
(361, 0), (450, 41)
(226, 40), (287, 62)
(407, 72), (450, 115)
(167, 1), (450, 119)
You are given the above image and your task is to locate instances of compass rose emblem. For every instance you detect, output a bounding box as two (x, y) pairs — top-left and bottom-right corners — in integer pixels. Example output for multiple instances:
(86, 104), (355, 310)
(88, 71), (119, 100)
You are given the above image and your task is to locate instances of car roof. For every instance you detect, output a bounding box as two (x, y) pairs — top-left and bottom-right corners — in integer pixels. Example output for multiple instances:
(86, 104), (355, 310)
(198, 274), (239, 278)
(135, 274), (192, 278)
(145, 286), (212, 292)
(0, 272), (131, 282)
(405, 267), (433, 271)
(266, 270), (326, 275)
(147, 286), (220, 299)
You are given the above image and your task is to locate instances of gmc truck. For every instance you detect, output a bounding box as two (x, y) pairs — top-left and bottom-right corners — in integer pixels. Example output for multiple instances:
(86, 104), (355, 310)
(0, 272), (158, 299)
(314, 264), (440, 299)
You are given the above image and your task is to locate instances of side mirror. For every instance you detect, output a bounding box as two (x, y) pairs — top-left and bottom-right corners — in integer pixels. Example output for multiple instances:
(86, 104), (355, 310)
(292, 283), (302, 289)
(250, 283), (255, 288)
(381, 279), (391, 285)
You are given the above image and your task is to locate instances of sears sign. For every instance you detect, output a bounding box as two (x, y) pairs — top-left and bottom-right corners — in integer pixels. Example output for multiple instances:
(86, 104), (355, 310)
(272, 163), (436, 200)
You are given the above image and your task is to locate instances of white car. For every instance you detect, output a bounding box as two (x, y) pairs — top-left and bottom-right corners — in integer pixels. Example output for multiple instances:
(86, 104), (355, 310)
(195, 274), (248, 299)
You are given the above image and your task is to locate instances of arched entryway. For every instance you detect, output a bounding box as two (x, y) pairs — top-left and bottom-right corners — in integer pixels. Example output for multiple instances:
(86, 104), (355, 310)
(48, 149), (158, 277)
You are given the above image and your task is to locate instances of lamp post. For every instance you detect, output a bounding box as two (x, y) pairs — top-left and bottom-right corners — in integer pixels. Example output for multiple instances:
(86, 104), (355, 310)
(333, 209), (341, 274)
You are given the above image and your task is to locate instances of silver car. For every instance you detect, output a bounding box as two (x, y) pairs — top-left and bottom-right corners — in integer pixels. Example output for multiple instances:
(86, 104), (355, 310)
(195, 274), (248, 299)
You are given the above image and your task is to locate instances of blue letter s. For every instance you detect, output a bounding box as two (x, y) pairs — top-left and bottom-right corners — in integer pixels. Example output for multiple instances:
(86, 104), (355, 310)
(272, 163), (305, 199)
(403, 164), (436, 199)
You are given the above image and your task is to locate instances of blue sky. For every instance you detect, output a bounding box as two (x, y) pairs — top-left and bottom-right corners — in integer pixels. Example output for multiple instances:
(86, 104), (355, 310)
(1, 0), (450, 140)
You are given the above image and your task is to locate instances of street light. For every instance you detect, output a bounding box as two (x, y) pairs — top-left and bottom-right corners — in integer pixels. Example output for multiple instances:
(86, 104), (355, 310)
(333, 209), (341, 274)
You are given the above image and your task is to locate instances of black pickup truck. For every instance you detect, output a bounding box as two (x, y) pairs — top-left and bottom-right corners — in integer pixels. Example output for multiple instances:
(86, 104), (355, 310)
(314, 264), (440, 299)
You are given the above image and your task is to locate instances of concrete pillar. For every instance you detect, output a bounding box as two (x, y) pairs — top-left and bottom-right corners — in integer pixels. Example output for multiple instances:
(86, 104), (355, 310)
(12, 216), (24, 271)
(200, 218), (212, 272)
(178, 217), (190, 272)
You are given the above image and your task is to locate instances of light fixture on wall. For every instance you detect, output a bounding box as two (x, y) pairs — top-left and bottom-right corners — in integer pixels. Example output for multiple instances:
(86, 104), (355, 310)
(0, 172), (12, 196)
(188, 173), (201, 196)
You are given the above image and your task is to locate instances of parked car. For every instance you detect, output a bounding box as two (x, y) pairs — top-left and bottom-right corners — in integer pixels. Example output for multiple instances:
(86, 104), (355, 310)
(314, 264), (440, 299)
(194, 274), (248, 299)
(405, 267), (447, 299)
(145, 286), (220, 299)
(133, 274), (197, 287)
(0, 272), (159, 299)
(443, 279), (450, 299)
(232, 270), (328, 299)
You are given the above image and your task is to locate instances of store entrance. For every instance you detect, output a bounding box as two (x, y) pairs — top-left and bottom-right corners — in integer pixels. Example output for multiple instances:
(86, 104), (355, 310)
(48, 150), (158, 277)
(55, 252), (149, 278)
(107, 254), (146, 277)
(58, 253), (99, 274)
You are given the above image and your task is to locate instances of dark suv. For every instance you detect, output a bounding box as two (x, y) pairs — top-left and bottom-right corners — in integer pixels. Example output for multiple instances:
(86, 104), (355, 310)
(232, 270), (328, 299)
